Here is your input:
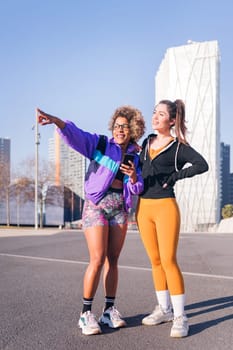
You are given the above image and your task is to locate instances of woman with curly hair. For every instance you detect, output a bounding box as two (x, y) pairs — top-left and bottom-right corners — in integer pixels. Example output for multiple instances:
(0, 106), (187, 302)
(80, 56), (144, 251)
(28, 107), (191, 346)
(37, 106), (145, 336)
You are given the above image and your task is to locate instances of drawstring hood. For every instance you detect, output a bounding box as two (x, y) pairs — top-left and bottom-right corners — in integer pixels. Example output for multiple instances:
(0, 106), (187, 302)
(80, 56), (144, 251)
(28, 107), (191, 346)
(174, 142), (180, 172)
(143, 134), (180, 172)
(139, 133), (208, 200)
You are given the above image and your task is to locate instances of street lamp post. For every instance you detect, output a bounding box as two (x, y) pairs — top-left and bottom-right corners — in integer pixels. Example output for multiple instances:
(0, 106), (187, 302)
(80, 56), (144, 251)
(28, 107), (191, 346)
(35, 109), (40, 229)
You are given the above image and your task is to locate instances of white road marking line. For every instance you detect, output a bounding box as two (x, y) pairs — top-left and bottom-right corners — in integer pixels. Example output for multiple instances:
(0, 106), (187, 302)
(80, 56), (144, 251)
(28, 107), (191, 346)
(0, 253), (233, 280)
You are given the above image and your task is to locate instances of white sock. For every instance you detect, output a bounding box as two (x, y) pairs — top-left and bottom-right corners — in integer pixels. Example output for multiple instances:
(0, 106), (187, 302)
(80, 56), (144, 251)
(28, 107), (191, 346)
(156, 290), (171, 312)
(170, 294), (186, 317)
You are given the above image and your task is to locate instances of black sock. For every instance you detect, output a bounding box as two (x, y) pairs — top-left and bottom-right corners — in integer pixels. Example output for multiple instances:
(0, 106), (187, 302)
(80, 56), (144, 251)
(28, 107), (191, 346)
(104, 296), (115, 311)
(82, 297), (93, 313)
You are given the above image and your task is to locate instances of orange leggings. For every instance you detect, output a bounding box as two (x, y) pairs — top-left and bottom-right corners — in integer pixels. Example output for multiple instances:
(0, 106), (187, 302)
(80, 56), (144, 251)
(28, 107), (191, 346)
(136, 197), (184, 295)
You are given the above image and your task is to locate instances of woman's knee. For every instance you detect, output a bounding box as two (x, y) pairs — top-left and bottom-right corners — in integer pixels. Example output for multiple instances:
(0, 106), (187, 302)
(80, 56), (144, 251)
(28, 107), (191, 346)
(90, 254), (106, 269)
(161, 257), (177, 271)
(149, 254), (161, 267)
(106, 253), (119, 267)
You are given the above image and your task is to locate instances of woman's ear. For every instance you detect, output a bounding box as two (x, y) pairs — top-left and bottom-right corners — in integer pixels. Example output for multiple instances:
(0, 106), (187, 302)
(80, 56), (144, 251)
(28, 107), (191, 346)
(170, 120), (175, 127)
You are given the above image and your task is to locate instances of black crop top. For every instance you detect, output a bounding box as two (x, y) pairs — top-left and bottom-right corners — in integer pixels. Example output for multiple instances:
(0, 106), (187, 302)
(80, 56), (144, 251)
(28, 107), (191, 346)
(115, 168), (124, 181)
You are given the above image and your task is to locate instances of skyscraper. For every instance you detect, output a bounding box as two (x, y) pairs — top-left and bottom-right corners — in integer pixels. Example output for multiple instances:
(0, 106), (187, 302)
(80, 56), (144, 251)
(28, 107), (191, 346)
(48, 129), (86, 199)
(220, 142), (232, 211)
(0, 137), (11, 184)
(155, 40), (220, 232)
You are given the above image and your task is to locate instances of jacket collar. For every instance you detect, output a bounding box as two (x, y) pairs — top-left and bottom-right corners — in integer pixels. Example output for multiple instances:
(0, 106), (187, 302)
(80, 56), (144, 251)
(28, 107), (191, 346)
(110, 137), (139, 153)
(144, 134), (178, 160)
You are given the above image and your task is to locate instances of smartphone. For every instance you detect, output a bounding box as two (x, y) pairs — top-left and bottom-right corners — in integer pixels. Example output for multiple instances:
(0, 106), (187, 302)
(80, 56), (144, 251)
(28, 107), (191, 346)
(122, 154), (135, 165)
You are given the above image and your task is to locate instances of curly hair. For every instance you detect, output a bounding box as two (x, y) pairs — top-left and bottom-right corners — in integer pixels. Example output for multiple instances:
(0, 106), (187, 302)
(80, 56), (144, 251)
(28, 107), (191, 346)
(108, 105), (146, 143)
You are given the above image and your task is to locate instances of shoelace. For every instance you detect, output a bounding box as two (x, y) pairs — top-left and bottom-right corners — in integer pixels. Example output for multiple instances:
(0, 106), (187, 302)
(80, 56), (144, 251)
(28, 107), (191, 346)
(153, 305), (170, 315)
(109, 307), (122, 320)
(86, 312), (98, 326)
(173, 316), (186, 326)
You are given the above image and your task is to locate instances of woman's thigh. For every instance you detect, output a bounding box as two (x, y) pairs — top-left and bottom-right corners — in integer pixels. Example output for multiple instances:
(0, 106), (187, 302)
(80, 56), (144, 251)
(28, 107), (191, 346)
(84, 225), (109, 263)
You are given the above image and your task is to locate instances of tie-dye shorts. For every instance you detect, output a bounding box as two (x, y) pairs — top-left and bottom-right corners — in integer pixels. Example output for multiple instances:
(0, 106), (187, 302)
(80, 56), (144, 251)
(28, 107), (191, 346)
(82, 189), (128, 229)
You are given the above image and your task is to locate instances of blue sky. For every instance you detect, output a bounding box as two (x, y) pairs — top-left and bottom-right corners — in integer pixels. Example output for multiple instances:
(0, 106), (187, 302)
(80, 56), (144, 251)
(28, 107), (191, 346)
(1, 0), (233, 170)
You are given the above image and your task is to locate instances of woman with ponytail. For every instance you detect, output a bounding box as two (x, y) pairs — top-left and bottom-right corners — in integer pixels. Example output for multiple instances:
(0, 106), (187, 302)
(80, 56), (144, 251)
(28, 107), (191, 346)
(136, 99), (208, 338)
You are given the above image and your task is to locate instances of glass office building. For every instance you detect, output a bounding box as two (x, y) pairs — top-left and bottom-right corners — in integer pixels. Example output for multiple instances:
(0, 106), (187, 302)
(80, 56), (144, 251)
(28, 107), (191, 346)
(155, 40), (220, 232)
(49, 130), (86, 199)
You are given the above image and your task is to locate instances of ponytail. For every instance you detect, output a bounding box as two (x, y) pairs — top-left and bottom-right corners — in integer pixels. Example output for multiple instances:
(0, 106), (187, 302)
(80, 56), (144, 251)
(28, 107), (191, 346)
(174, 99), (188, 144)
(159, 99), (188, 144)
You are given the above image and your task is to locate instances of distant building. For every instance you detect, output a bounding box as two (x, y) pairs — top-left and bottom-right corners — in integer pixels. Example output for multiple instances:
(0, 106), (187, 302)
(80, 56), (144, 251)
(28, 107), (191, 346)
(229, 173), (233, 206)
(220, 142), (233, 215)
(48, 129), (86, 221)
(220, 143), (231, 210)
(0, 138), (11, 224)
(0, 137), (10, 183)
(0, 133), (87, 227)
(1, 183), (64, 227)
(155, 40), (220, 232)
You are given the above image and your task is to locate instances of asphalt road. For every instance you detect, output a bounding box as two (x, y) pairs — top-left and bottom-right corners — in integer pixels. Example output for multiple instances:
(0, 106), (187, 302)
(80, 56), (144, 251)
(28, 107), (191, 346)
(0, 228), (232, 350)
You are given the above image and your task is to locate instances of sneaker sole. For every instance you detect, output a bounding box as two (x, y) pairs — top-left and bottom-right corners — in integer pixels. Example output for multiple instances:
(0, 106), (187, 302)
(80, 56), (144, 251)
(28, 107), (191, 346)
(99, 317), (126, 328)
(81, 329), (102, 335)
(142, 316), (173, 326)
(170, 331), (189, 338)
(170, 327), (189, 338)
(78, 322), (102, 335)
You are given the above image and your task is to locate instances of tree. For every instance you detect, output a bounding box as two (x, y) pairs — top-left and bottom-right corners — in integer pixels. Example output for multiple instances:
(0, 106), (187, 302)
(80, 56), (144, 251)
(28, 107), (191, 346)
(0, 162), (10, 225)
(12, 157), (64, 227)
(10, 177), (34, 226)
(8, 156), (82, 227)
(221, 204), (233, 219)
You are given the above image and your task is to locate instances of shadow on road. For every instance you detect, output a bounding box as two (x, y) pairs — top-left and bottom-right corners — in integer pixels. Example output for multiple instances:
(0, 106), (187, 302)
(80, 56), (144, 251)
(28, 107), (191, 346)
(186, 295), (233, 336)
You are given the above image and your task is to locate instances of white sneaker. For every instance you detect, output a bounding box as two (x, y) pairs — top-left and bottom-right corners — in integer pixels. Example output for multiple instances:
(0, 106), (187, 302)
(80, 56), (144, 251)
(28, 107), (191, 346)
(78, 311), (102, 335)
(170, 315), (189, 337)
(99, 306), (126, 328)
(142, 305), (173, 326)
